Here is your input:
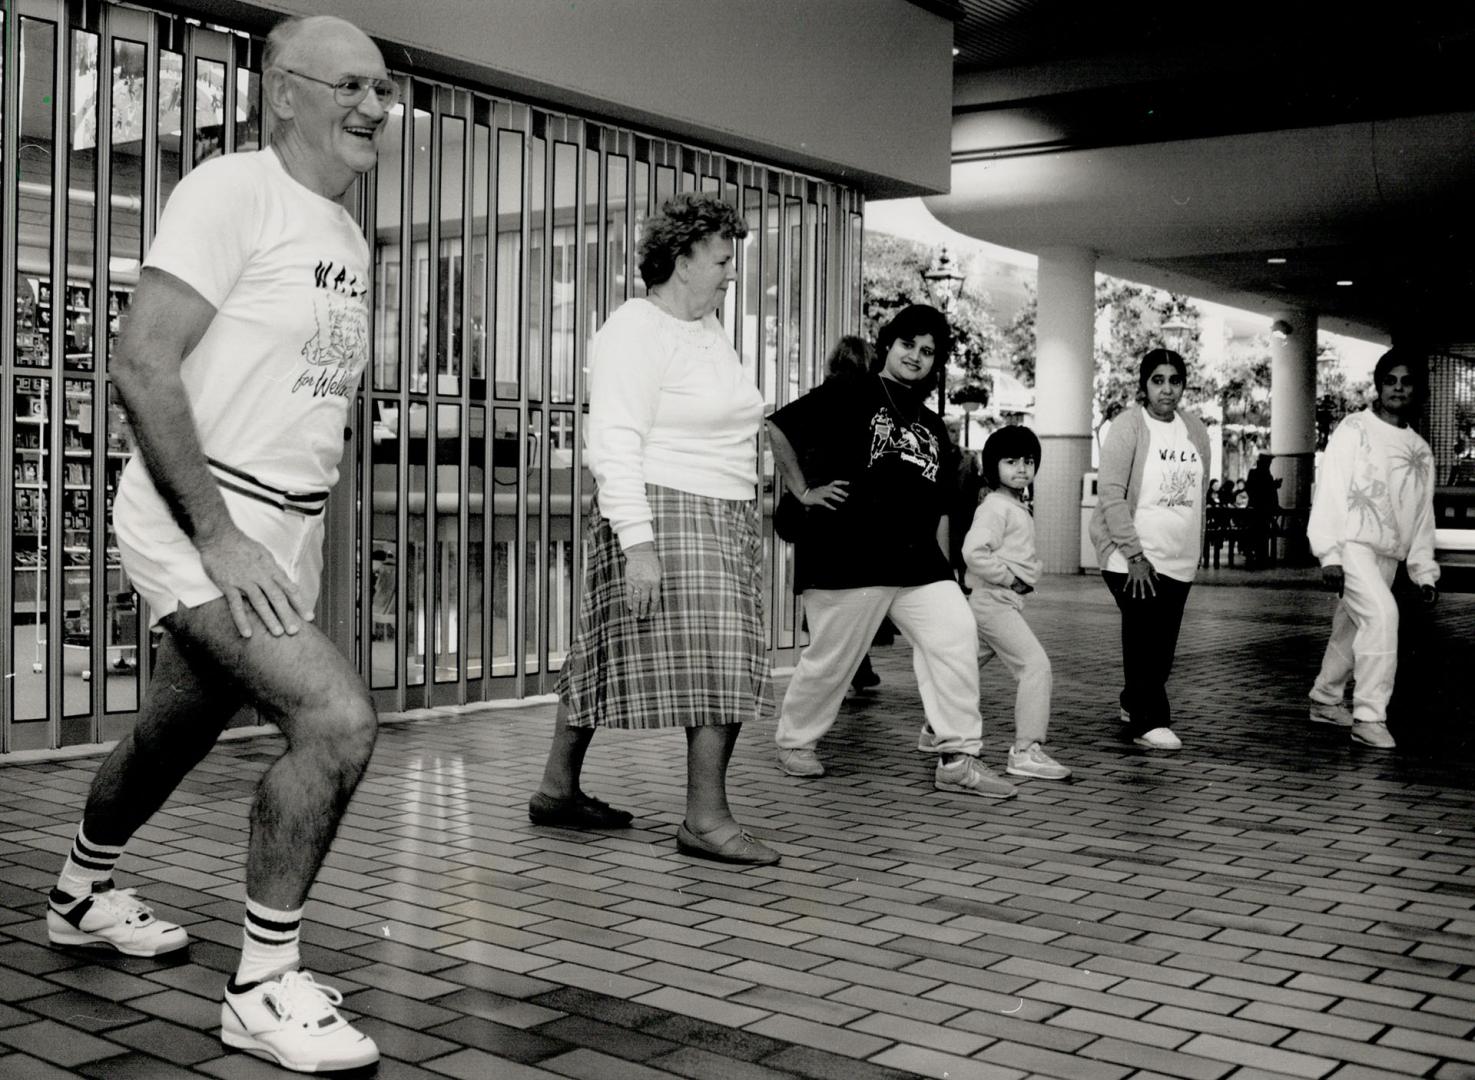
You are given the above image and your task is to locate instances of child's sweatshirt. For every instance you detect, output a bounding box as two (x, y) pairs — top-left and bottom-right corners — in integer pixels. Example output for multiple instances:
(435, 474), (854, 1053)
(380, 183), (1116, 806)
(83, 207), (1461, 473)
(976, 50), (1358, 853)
(961, 489), (1040, 594)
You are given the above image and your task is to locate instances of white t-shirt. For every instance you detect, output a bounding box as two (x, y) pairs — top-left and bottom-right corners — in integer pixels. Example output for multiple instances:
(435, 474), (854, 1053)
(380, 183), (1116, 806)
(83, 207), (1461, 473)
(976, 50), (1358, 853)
(1106, 412), (1204, 582)
(584, 298), (763, 549)
(137, 148), (371, 493)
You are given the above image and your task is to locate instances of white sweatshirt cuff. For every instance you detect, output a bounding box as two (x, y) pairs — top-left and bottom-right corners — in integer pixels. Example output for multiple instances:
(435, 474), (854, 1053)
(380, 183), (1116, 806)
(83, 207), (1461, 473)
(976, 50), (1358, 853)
(617, 522), (655, 550)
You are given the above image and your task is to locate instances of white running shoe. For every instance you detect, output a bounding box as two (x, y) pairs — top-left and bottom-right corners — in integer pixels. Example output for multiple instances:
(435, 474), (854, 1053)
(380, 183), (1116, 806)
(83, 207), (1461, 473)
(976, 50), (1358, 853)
(916, 725), (941, 753)
(1133, 727), (1183, 750)
(1006, 743), (1072, 780)
(221, 970), (379, 1073)
(47, 884), (188, 957)
(1308, 700), (1354, 727)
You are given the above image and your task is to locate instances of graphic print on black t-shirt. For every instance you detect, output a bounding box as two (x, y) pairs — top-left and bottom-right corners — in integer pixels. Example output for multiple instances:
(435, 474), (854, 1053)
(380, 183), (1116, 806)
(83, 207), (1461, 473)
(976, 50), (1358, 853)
(868, 407), (941, 481)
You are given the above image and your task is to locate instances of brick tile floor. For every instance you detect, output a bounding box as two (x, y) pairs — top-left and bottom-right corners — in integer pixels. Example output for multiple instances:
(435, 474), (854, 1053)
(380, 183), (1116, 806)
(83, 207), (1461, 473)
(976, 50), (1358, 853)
(2, 571), (1474, 1078)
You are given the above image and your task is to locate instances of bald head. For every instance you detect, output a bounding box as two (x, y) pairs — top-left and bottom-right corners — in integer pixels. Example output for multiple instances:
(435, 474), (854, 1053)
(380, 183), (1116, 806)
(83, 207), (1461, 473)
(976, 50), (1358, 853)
(264, 15), (381, 74)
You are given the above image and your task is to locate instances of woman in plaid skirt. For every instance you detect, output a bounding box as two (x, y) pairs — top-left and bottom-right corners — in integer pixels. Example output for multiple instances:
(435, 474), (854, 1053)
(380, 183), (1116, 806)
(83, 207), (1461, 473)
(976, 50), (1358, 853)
(528, 193), (779, 866)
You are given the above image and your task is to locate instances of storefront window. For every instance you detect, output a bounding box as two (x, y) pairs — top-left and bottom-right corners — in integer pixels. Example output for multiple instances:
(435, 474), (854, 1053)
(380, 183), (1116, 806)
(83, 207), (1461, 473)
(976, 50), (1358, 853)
(0, 3), (860, 744)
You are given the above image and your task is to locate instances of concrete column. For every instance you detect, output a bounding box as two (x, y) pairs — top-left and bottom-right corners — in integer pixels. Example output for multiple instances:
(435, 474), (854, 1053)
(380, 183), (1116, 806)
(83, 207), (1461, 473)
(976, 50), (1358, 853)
(1269, 309), (1318, 510)
(1034, 247), (1097, 573)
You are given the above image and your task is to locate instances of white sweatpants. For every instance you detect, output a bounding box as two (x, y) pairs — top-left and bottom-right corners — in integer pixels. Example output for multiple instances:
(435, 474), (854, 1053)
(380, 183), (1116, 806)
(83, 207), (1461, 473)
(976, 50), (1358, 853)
(1311, 542), (1399, 723)
(969, 588), (1051, 748)
(776, 580), (982, 756)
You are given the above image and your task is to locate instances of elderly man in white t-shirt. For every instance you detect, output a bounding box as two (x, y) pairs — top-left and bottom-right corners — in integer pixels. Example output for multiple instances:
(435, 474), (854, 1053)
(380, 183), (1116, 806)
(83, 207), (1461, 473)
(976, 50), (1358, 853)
(44, 15), (390, 1073)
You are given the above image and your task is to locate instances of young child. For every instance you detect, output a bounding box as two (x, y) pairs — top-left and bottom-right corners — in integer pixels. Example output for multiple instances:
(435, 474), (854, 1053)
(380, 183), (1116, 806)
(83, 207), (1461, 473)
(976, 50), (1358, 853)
(923, 426), (1070, 779)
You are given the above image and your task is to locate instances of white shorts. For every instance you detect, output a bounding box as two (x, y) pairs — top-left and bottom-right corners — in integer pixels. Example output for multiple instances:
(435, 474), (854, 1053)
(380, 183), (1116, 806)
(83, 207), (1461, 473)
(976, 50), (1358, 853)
(114, 461), (326, 626)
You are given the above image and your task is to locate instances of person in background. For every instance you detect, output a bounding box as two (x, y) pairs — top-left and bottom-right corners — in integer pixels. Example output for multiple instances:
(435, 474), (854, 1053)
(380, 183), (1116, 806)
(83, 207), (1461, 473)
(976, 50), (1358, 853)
(1243, 453), (1283, 566)
(766, 304), (1015, 799)
(1306, 348), (1438, 749)
(531, 191), (779, 866)
(921, 425), (1070, 780)
(1089, 349), (1212, 752)
(821, 335), (884, 692)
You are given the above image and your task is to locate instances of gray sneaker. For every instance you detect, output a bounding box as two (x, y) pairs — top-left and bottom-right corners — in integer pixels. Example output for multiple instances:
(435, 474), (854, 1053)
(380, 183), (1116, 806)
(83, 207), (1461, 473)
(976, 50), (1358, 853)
(916, 725), (940, 753)
(1006, 743), (1071, 780)
(1351, 721), (1395, 749)
(934, 756), (1017, 799)
(777, 747), (825, 777)
(1309, 699), (1354, 727)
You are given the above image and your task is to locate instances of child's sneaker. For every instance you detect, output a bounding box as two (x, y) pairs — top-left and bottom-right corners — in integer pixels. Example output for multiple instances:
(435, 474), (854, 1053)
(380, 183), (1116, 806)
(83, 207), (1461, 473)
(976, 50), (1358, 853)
(935, 756), (1017, 799)
(916, 724), (941, 753)
(1006, 743), (1071, 780)
(47, 883), (188, 957)
(777, 747), (825, 777)
(1308, 699), (1353, 727)
(221, 970), (379, 1073)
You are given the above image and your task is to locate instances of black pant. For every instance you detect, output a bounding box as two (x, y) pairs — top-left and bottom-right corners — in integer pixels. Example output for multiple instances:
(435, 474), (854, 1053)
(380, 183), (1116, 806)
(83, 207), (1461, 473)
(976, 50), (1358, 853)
(1102, 571), (1193, 735)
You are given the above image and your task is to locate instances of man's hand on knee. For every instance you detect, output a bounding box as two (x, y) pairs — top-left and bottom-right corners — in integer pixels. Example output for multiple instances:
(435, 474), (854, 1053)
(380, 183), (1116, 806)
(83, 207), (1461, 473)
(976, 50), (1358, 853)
(197, 527), (313, 638)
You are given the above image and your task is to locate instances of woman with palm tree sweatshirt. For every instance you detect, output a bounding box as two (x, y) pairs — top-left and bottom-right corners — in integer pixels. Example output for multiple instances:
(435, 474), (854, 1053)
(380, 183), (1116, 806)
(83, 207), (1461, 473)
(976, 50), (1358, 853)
(1306, 348), (1439, 750)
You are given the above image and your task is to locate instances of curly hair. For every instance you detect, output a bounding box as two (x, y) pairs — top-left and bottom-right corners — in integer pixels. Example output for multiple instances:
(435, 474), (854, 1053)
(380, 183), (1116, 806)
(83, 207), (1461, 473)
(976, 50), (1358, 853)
(980, 425), (1042, 489)
(637, 192), (748, 289)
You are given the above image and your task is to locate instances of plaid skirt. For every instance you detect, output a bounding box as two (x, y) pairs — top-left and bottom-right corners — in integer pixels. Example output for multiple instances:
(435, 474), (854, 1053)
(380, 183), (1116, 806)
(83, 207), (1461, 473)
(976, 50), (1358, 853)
(557, 485), (771, 729)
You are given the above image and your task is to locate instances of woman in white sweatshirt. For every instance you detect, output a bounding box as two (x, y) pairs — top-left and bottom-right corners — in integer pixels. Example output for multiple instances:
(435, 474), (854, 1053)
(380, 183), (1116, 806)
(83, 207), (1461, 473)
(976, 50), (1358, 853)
(530, 192), (777, 866)
(1306, 348), (1438, 749)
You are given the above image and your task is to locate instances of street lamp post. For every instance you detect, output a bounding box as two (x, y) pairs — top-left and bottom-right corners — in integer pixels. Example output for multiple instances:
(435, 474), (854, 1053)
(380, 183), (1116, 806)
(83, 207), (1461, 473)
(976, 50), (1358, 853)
(921, 244), (967, 420)
(1161, 316), (1191, 354)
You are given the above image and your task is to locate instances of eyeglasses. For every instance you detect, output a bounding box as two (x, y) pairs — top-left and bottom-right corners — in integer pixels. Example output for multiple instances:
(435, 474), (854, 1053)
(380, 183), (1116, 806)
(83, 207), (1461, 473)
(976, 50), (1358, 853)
(279, 67), (399, 110)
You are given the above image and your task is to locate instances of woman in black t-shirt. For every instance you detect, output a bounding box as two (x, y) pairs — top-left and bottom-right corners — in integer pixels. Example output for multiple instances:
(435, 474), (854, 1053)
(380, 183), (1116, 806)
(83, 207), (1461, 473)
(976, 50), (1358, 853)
(766, 305), (1016, 799)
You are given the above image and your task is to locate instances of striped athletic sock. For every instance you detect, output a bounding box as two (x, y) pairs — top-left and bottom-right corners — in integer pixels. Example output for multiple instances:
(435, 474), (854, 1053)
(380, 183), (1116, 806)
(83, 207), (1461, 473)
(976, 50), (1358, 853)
(55, 824), (124, 900)
(235, 898), (303, 986)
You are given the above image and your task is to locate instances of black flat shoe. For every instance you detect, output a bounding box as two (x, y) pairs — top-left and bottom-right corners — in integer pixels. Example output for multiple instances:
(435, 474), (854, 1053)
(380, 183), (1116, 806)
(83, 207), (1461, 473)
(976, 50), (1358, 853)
(528, 791), (634, 829)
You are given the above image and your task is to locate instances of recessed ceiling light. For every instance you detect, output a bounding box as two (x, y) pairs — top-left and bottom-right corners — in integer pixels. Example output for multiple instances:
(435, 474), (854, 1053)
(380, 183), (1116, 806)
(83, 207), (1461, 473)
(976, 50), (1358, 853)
(1336, 279), (1354, 286)
(1266, 257), (1286, 264)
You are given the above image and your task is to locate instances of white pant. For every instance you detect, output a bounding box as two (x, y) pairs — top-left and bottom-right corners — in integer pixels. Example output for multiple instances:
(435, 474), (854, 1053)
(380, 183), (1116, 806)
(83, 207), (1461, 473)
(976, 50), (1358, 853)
(970, 588), (1051, 747)
(776, 581), (982, 756)
(1311, 542), (1399, 723)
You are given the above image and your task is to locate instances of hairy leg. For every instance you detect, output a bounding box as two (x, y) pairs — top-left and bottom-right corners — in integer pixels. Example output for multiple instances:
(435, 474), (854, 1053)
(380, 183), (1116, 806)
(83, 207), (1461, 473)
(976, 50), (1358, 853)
(82, 628), (243, 847)
(168, 599), (377, 910)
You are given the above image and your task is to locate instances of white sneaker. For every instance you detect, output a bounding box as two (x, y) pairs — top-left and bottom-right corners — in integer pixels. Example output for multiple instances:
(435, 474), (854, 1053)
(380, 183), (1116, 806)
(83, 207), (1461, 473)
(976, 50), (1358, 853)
(934, 756), (1017, 799)
(1133, 727), (1182, 750)
(1309, 700), (1354, 727)
(777, 747), (825, 777)
(916, 725), (941, 753)
(1006, 743), (1072, 780)
(48, 884), (188, 957)
(222, 970), (379, 1073)
(1351, 721), (1396, 749)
